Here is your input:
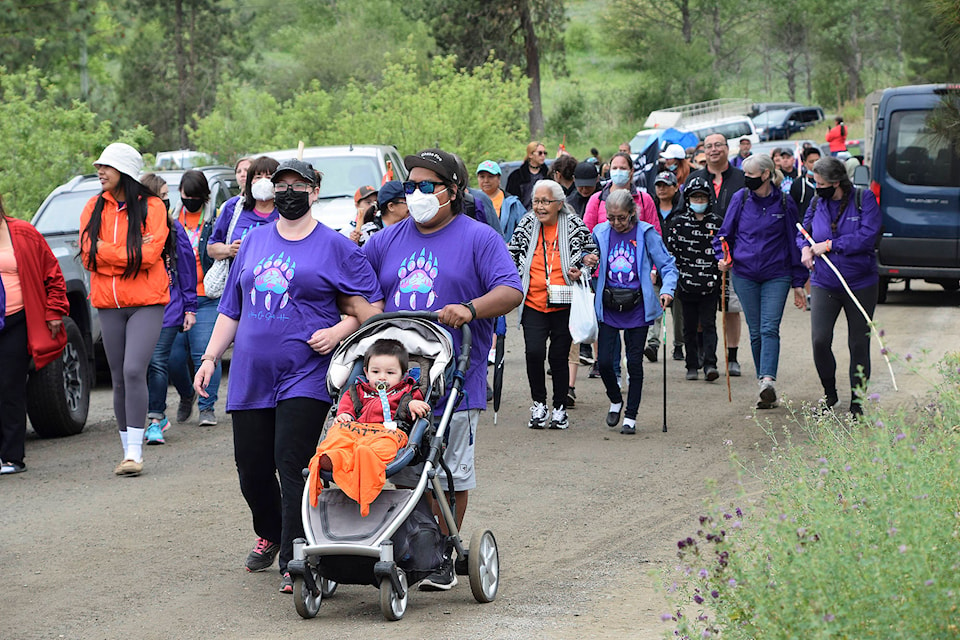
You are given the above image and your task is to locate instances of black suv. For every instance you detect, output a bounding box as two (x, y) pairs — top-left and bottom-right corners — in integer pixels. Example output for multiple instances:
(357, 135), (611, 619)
(28, 166), (237, 437)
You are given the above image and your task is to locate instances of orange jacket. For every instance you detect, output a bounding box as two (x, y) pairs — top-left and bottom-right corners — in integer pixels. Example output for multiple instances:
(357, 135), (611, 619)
(79, 191), (170, 309)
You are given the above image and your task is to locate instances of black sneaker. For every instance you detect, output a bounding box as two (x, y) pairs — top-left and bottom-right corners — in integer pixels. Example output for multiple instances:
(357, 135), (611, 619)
(245, 537), (280, 572)
(419, 555), (457, 591)
(644, 344), (658, 362)
(279, 572), (293, 594)
(728, 361), (741, 377)
(620, 423), (636, 435)
(566, 387), (576, 408)
(672, 345), (684, 361)
(177, 393), (197, 423)
(686, 369), (699, 381)
(605, 405), (622, 427)
(704, 366), (719, 382)
(588, 362), (600, 379)
(579, 344), (595, 365)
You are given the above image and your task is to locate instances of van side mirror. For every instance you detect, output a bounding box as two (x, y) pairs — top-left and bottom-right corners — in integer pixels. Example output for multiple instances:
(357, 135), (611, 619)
(852, 164), (870, 187)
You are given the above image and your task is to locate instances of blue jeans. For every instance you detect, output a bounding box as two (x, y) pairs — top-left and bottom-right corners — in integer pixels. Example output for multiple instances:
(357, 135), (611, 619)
(597, 323), (649, 420)
(147, 325), (194, 420)
(169, 296), (221, 411)
(731, 274), (791, 380)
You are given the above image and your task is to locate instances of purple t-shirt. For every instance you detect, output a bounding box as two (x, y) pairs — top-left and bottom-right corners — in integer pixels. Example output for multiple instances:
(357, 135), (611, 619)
(604, 228), (647, 329)
(219, 221), (383, 410)
(209, 196), (279, 246)
(363, 215), (522, 413)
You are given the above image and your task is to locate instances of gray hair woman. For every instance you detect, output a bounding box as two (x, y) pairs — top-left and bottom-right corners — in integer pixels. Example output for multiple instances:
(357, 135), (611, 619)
(592, 188), (678, 434)
(798, 156), (881, 415)
(508, 179), (598, 430)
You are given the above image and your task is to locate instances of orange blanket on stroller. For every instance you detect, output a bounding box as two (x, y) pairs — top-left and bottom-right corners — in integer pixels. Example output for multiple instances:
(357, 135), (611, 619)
(308, 422), (409, 516)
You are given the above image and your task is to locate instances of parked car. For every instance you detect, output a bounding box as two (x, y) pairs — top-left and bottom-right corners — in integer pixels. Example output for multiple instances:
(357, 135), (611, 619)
(257, 145), (408, 236)
(28, 166), (237, 437)
(155, 150), (216, 170)
(862, 83), (960, 302)
(753, 107), (824, 141)
(729, 140), (819, 164)
(683, 116), (760, 145)
(748, 102), (802, 118)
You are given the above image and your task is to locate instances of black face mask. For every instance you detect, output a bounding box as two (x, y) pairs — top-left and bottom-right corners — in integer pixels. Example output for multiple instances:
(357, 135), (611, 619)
(181, 197), (204, 213)
(744, 175), (765, 191)
(161, 198), (171, 212)
(816, 185), (836, 199)
(275, 190), (311, 220)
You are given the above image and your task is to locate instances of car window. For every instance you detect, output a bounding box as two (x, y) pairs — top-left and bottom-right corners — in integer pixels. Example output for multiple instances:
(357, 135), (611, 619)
(886, 110), (960, 188)
(690, 120), (753, 141)
(303, 155), (382, 199)
(33, 191), (100, 234)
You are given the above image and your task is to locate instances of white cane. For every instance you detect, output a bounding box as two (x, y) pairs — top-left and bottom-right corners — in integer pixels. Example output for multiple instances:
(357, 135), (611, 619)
(796, 223), (898, 391)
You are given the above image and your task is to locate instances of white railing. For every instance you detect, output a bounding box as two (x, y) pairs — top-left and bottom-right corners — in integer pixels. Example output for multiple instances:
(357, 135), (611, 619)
(644, 98), (753, 129)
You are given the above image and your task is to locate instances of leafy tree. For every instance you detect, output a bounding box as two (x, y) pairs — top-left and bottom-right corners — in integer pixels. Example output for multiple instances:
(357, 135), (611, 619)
(407, 0), (567, 138)
(0, 68), (149, 219)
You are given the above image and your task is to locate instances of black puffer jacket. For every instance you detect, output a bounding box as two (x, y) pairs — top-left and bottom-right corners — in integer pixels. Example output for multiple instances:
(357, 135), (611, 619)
(505, 161), (550, 210)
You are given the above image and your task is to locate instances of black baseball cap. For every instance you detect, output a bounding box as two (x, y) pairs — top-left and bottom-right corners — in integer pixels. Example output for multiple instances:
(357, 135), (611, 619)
(272, 159), (319, 186)
(573, 161), (599, 187)
(404, 148), (461, 185)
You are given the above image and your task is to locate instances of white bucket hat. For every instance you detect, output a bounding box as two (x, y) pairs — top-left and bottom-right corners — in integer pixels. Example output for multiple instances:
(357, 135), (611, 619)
(94, 143), (143, 181)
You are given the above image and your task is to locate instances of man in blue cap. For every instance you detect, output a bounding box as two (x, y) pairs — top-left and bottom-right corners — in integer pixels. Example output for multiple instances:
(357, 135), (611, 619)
(356, 180), (407, 246)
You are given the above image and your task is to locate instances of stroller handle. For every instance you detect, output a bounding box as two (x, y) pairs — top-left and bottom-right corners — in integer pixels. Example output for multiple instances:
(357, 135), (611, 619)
(359, 311), (472, 375)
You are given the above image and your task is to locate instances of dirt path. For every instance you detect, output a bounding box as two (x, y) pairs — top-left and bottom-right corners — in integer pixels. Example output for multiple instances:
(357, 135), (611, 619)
(2, 282), (955, 639)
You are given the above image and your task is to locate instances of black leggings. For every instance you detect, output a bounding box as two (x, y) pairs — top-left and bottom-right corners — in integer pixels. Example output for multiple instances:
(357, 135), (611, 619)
(0, 311), (30, 465)
(810, 283), (877, 395)
(231, 397), (330, 573)
(520, 306), (572, 408)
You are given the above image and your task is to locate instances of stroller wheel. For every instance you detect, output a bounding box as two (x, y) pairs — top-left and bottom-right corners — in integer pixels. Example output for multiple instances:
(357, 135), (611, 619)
(293, 569), (322, 619)
(320, 577), (338, 598)
(468, 529), (500, 603)
(379, 568), (408, 621)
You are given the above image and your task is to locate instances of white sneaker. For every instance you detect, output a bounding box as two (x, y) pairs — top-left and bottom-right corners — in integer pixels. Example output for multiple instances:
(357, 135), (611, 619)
(528, 402), (548, 429)
(758, 379), (778, 409)
(549, 406), (569, 430)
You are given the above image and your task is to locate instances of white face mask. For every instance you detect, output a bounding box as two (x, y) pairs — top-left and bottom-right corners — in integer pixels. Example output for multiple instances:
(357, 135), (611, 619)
(251, 178), (275, 201)
(407, 188), (447, 224)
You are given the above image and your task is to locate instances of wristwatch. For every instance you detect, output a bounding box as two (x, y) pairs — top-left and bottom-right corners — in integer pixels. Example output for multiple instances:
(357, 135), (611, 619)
(459, 300), (477, 321)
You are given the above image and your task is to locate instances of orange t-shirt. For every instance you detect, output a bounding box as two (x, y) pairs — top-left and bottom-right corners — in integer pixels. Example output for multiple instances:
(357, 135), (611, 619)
(490, 190), (505, 217)
(178, 209), (205, 297)
(0, 244), (23, 315)
(525, 223), (565, 313)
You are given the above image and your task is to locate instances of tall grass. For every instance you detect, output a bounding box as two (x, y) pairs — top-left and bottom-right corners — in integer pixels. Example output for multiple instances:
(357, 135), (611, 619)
(662, 353), (960, 638)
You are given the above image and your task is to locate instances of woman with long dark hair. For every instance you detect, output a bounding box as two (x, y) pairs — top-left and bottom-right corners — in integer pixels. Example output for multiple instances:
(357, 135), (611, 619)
(80, 143), (170, 476)
(0, 193), (69, 474)
(799, 156), (881, 414)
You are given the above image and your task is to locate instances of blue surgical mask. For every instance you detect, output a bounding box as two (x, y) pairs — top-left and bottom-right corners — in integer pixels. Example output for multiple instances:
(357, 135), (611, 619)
(666, 163), (678, 172)
(690, 202), (708, 214)
(609, 169), (630, 186)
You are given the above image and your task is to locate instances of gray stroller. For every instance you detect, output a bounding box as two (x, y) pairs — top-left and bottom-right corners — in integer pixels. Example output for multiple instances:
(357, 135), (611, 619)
(287, 311), (500, 621)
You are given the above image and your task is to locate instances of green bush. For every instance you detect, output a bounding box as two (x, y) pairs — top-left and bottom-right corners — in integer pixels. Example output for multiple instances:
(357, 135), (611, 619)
(664, 354), (960, 638)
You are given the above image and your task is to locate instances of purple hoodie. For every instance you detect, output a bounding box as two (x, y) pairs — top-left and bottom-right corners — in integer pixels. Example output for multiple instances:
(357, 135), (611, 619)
(796, 189), (881, 291)
(162, 221), (198, 328)
(713, 187), (807, 288)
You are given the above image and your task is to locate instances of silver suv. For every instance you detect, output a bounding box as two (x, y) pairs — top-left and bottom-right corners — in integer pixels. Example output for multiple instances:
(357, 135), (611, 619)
(258, 145), (408, 236)
(28, 166), (237, 437)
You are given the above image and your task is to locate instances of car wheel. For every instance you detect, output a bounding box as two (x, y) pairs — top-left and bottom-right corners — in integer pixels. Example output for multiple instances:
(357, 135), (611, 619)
(27, 317), (90, 438)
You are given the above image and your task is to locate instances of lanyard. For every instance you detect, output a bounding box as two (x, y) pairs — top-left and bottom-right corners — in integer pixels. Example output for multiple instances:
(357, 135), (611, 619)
(540, 226), (558, 286)
(179, 208), (202, 251)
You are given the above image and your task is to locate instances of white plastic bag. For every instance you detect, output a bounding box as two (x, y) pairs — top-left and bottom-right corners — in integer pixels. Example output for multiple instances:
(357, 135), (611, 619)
(568, 274), (598, 344)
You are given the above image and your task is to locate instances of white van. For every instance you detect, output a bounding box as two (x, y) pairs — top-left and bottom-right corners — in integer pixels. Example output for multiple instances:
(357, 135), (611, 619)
(683, 116), (760, 146)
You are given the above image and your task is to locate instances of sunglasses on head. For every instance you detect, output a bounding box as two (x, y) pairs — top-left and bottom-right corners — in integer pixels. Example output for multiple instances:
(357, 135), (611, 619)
(402, 180), (446, 195)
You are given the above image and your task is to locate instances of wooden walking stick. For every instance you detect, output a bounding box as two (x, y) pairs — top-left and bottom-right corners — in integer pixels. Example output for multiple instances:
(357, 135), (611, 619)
(721, 237), (732, 402)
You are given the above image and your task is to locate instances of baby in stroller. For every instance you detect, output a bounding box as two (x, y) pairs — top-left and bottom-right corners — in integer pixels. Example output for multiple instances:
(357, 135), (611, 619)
(309, 339), (432, 516)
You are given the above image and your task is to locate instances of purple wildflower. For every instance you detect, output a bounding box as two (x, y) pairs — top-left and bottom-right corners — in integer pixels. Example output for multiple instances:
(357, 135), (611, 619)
(880, 347), (888, 355)
(820, 468), (829, 476)
(895, 432), (906, 441)
(878, 329), (885, 337)
(926, 579), (935, 586)
(824, 613), (835, 622)
(905, 353), (913, 361)
(699, 568), (708, 579)
(844, 464), (852, 471)
(888, 527), (897, 536)
(899, 545), (908, 553)
(693, 594), (704, 604)
(661, 613), (674, 622)
(818, 457), (828, 464)
(728, 578), (737, 587)
(711, 590), (719, 598)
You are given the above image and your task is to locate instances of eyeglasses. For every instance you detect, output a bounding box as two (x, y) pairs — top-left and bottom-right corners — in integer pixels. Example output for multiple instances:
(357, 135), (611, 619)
(532, 198), (562, 206)
(703, 143), (728, 150)
(402, 180), (445, 195)
(607, 214), (631, 223)
(534, 150), (547, 156)
(274, 182), (312, 193)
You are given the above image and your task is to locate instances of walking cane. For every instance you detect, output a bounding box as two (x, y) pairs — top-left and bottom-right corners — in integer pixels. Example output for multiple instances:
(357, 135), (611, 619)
(661, 301), (669, 432)
(796, 223), (898, 391)
(721, 238), (732, 402)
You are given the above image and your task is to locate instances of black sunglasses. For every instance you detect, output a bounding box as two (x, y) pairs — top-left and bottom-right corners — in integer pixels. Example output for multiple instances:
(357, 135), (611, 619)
(402, 180), (445, 195)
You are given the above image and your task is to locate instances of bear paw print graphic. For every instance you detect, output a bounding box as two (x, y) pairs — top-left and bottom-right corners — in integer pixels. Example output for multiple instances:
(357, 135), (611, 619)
(608, 242), (636, 284)
(250, 252), (296, 311)
(394, 249), (439, 310)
